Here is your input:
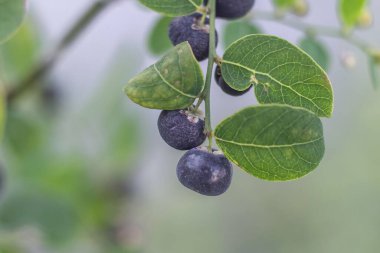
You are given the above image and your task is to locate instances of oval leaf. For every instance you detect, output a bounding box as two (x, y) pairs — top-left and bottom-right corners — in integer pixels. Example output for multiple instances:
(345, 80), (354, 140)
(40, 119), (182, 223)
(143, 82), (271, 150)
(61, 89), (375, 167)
(125, 42), (204, 110)
(339, 0), (367, 28)
(0, 0), (27, 43)
(299, 36), (330, 71)
(223, 21), (261, 48)
(139, 0), (202, 17)
(215, 104), (325, 181)
(221, 34), (333, 118)
(147, 16), (172, 55)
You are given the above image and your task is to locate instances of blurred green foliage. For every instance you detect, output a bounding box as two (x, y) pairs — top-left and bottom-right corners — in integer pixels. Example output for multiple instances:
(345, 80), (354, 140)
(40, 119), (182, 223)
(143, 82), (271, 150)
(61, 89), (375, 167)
(0, 16), (142, 253)
(147, 16), (172, 56)
(222, 20), (261, 48)
(339, 0), (368, 28)
(0, 0), (26, 43)
(0, 18), (41, 85)
(299, 36), (330, 71)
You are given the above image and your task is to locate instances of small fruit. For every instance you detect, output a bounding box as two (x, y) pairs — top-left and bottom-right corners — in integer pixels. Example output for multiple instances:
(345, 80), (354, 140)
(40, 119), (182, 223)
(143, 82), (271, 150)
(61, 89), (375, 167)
(177, 147), (233, 196)
(215, 66), (252, 96)
(158, 110), (206, 150)
(168, 13), (218, 61)
(204, 0), (255, 19)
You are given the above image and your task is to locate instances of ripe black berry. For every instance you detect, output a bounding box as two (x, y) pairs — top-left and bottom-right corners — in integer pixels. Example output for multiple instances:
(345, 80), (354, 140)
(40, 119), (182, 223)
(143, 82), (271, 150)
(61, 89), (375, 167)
(215, 66), (252, 96)
(168, 13), (218, 61)
(177, 147), (232, 196)
(158, 110), (206, 150)
(204, 0), (255, 19)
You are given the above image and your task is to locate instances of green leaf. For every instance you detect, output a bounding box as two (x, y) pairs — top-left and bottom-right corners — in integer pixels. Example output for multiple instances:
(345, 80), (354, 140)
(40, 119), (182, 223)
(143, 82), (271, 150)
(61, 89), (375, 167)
(223, 21), (261, 48)
(272, 0), (309, 16)
(272, 0), (297, 8)
(139, 0), (202, 17)
(3, 111), (45, 155)
(215, 104), (325, 181)
(369, 58), (380, 89)
(0, 0), (27, 43)
(0, 18), (40, 83)
(147, 16), (172, 55)
(299, 36), (330, 71)
(125, 42), (204, 110)
(221, 34), (333, 118)
(339, 0), (367, 28)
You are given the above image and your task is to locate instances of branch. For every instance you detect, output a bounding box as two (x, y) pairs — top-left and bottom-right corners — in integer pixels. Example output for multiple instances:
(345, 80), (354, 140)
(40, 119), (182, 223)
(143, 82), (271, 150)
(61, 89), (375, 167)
(6, 0), (122, 104)
(203, 0), (217, 151)
(249, 10), (374, 53)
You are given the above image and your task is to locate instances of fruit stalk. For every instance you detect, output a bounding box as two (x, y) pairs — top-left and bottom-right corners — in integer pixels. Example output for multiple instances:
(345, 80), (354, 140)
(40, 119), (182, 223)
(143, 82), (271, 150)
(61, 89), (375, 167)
(250, 10), (373, 53)
(6, 0), (121, 104)
(204, 0), (217, 151)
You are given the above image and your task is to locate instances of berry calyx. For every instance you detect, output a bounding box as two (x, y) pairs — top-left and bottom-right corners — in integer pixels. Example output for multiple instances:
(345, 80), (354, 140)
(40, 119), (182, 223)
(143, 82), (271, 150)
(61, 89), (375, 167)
(177, 147), (233, 196)
(158, 109), (206, 150)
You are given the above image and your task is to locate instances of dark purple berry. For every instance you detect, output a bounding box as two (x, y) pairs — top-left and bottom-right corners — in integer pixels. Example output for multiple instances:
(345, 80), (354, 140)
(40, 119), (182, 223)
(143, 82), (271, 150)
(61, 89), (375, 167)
(168, 13), (218, 61)
(158, 110), (206, 150)
(215, 66), (252, 96)
(204, 0), (255, 19)
(177, 147), (233, 196)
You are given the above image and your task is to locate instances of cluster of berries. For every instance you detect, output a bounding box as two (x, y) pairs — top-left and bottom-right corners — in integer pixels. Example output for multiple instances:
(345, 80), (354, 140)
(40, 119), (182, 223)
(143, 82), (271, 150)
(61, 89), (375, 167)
(169, 0), (254, 95)
(158, 0), (255, 196)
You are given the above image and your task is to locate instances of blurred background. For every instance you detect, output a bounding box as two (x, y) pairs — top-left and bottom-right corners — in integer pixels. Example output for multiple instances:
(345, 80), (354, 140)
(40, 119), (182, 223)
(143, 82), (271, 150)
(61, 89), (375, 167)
(0, 0), (379, 252)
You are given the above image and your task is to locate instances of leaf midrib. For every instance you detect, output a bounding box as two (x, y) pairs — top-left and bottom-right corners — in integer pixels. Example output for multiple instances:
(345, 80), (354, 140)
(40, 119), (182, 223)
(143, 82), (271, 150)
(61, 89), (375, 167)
(187, 0), (199, 8)
(215, 136), (323, 148)
(153, 64), (197, 98)
(222, 60), (331, 116)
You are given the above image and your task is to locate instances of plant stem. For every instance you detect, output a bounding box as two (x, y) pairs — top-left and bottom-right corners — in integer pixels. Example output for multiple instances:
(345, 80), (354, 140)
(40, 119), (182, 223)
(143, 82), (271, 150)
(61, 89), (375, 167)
(6, 0), (121, 104)
(250, 10), (374, 53)
(193, 97), (204, 112)
(204, 0), (216, 151)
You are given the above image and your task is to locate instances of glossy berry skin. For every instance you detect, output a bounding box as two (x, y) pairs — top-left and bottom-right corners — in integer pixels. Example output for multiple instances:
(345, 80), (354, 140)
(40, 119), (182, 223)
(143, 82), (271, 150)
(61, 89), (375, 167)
(158, 110), (206, 150)
(168, 13), (218, 61)
(177, 147), (233, 196)
(204, 0), (255, 19)
(215, 66), (252, 96)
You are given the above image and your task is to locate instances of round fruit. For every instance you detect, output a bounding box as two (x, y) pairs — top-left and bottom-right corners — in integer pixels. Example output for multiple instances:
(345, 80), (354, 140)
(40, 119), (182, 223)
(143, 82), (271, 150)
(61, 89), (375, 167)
(177, 147), (233, 196)
(204, 0), (255, 19)
(168, 13), (218, 61)
(215, 66), (252, 96)
(158, 110), (206, 150)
